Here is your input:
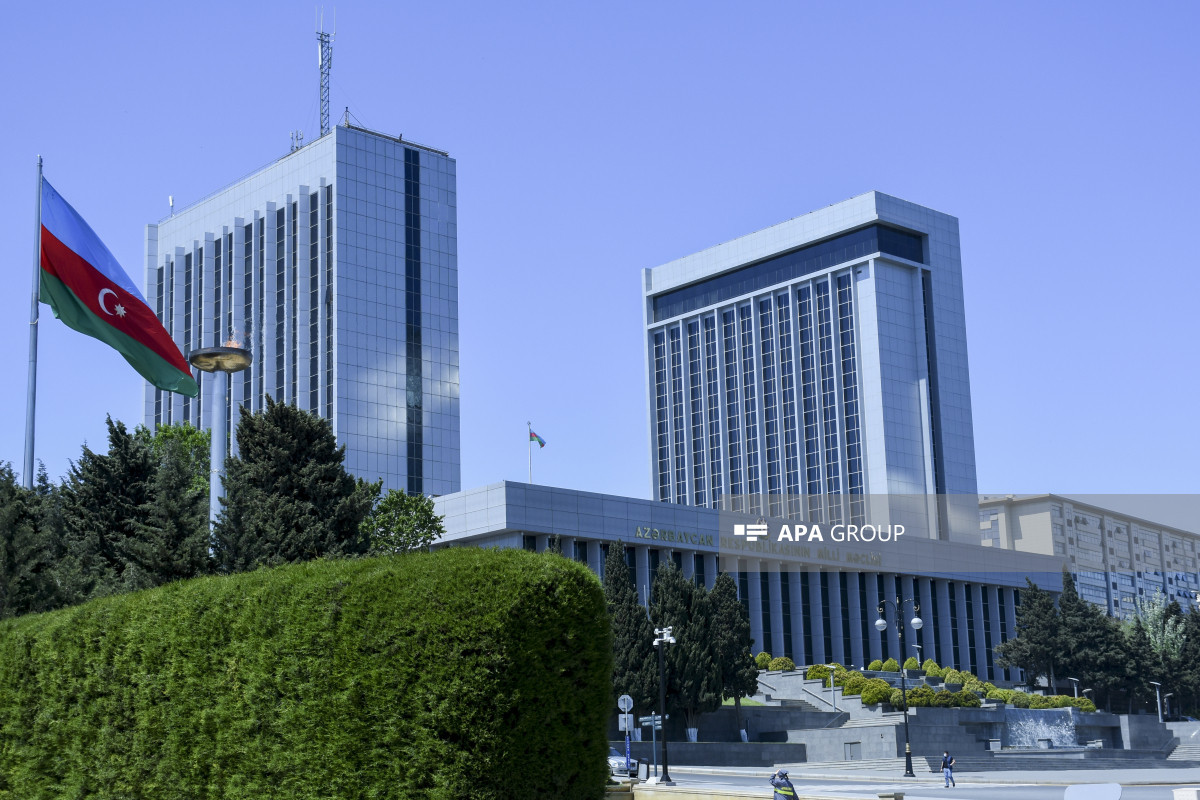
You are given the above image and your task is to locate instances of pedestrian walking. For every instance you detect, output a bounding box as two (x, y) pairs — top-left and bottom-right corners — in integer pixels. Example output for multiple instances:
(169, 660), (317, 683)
(940, 750), (955, 788)
(769, 768), (796, 799)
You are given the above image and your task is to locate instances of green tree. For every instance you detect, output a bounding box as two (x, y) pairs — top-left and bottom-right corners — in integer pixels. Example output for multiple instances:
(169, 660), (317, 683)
(128, 434), (212, 584)
(708, 572), (759, 734)
(603, 542), (657, 715)
(55, 417), (157, 602)
(0, 464), (63, 617)
(650, 562), (721, 735)
(1135, 590), (1185, 677)
(995, 577), (1059, 688)
(1123, 616), (1158, 714)
(361, 489), (445, 554)
(136, 422), (210, 495)
(1056, 570), (1126, 709)
(215, 398), (378, 572)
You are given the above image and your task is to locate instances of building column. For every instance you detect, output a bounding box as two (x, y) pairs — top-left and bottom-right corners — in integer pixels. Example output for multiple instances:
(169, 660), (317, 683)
(635, 546), (650, 607)
(986, 585), (1003, 682)
(767, 566), (785, 660)
(807, 569), (825, 665)
(1003, 586), (1019, 682)
(865, 572), (882, 664)
(747, 559), (765, 654)
(900, 575), (919, 666)
(918, 577), (935, 666)
(588, 540), (603, 577)
(970, 583), (986, 678)
(953, 581), (970, 672)
(558, 536), (576, 561)
(535, 534), (549, 554)
(788, 570), (806, 666)
(828, 572), (846, 664)
(935, 580), (954, 668)
(704, 553), (718, 590)
(885, 575), (902, 662)
(682, 550), (695, 582)
(846, 571), (864, 669)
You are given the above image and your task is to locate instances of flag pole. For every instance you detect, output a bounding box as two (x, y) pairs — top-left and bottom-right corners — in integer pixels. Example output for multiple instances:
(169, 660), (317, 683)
(23, 156), (43, 490)
(527, 421), (532, 484)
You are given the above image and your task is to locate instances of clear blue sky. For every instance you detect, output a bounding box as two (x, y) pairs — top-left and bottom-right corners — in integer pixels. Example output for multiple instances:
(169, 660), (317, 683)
(3, 1), (1197, 500)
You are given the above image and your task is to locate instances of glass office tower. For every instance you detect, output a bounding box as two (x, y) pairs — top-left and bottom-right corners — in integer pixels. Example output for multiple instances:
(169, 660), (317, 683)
(643, 192), (977, 540)
(144, 123), (460, 496)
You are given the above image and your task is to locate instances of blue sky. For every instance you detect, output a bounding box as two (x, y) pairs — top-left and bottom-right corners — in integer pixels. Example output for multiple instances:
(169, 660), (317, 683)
(2, 1), (1197, 500)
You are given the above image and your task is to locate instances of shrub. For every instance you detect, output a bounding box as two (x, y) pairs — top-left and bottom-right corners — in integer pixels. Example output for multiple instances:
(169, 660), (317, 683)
(867, 659), (884, 671)
(1010, 692), (1031, 708)
(906, 685), (936, 707)
(0, 549), (612, 800)
(955, 691), (982, 708)
(932, 690), (957, 707)
(860, 679), (894, 706)
(889, 688), (907, 709)
(1071, 697), (1097, 712)
(987, 688), (1013, 702)
(835, 670), (863, 689)
(755, 651), (773, 670)
(903, 657), (920, 670)
(881, 657), (900, 672)
(768, 656), (796, 672)
(921, 658), (940, 673)
(843, 674), (868, 696)
(806, 663), (831, 681)
(942, 669), (964, 685)
(1029, 694), (1054, 709)
(925, 664), (944, 678)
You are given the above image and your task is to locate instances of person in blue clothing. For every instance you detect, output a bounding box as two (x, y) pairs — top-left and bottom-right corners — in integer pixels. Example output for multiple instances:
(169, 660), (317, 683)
(769, 768), (796, 799)
(941, 750), (956, 788)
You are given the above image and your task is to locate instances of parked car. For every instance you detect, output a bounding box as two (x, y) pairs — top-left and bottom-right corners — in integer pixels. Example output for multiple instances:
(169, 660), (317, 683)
(608, 747), (635, 777)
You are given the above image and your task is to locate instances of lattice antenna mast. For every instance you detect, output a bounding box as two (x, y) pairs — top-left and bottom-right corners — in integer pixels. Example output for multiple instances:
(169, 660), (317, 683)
(318, 16), (334, 137)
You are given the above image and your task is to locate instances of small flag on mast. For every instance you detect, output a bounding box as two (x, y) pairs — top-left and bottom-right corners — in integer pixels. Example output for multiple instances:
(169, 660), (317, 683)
(529, 429), (546, 448)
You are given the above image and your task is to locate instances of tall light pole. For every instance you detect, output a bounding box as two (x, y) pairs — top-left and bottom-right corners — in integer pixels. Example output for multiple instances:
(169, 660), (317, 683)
(188, 345), (252, 527)
(652, 626), (676, 786)
(1149, 681), (1163, 724)
(1068, 677), (1080, 699)
(827, 663), (840, 712)
(912, 644), (923, 666)
(1165, 693), (1175, 721)
(877, 596), (923, 778)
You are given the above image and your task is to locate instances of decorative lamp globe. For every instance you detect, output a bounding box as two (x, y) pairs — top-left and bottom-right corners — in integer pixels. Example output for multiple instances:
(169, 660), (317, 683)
(874, 617), (887, 632)
(911, 616), (924, 630)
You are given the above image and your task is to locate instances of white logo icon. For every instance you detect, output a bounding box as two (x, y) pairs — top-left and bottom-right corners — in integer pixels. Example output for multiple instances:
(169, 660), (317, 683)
(734, 523), (769, 542)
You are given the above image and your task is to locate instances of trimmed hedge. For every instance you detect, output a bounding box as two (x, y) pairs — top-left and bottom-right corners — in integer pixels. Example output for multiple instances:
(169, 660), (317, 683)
(0, 548), (612, 800)
(755, 651), (773, 670)
(767, 656), (795, 672)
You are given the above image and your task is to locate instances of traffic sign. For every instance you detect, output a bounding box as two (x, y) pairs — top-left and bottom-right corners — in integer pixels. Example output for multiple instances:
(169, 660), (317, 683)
(638, 713), (668, 729)
(617, 694), (634, 712)
(617, 713), (635, 732)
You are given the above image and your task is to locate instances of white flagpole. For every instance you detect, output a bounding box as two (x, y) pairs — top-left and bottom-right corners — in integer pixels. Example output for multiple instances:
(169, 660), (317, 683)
(527, 421), (532, 483)
(23, 156), (43, 490)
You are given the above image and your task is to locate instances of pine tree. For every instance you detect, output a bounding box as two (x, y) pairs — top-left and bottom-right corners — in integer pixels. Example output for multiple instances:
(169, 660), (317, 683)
(709, 572), (759, 734)
(650, 562), (721, 734)
(129, 434), (212, 584)
(1057, 570), (1125, 709)
(0, 464), (63, 617)
(361, 489), (445, 554)
(995, 577), (1059, 688)
(603, 542), (657, 715)
(215, 397), (378, 572)
(55, 417), (157, 601)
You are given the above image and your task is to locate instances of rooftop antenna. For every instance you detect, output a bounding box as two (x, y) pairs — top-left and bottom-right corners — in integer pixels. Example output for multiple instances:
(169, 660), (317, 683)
(317, 9), (334, 137)
(168, 195), (174, 216)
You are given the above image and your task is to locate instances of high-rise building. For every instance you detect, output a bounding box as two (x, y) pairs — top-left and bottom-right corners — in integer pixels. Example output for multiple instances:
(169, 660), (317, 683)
(642, 192), (977, 540)
(144, 124), (460, 495)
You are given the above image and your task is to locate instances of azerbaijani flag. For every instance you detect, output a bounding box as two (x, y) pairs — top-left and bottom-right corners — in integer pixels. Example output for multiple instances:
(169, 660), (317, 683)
(39, 178), (198, 397)
(529, 430), (546, 448)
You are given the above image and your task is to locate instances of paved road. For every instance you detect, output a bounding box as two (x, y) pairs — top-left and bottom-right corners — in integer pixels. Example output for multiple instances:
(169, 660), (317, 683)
(666, 769), (1200, 800)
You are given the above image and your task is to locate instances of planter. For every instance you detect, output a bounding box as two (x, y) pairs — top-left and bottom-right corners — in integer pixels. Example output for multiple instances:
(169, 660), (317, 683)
(905, 669), (925, 679)
(943, 683), (963, 692)
(739, 728), (749, 743)
(686, 727), (699, 742)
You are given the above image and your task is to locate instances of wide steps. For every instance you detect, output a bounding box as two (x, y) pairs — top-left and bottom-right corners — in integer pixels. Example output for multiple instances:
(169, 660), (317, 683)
(1169, 743), (1200, 761)
(778, 698), (822, 712)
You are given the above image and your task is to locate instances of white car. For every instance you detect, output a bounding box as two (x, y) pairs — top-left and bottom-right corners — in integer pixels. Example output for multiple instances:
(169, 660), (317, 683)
(608, 747), (635, 777)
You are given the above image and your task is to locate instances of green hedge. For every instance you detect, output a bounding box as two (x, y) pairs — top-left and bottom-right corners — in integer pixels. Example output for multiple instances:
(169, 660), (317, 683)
(0, 548), (612, 800)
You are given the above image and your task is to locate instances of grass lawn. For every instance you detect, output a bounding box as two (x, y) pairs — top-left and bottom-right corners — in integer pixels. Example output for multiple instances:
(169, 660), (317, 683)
(722, 697), (764, 706)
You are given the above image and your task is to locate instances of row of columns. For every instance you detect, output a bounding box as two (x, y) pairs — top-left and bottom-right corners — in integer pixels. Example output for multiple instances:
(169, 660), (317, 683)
(527, 537), (1021, 680)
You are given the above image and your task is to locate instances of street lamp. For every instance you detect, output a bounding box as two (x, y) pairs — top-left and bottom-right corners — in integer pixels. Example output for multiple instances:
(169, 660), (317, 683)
(826, 664), (840, 712)
(652, 626), (676, 786)
(1149, 681), (1163, 724)
(1165, 693), (1175, 721)
(1067, 677), (1080, 698)
(877, 596), (923, 778)
(188, 344), (252, 528)
(912, 644), (923, 665)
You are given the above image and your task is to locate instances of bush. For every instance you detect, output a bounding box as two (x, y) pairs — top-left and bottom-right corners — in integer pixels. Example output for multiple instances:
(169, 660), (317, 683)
(867, 659), (884, 671)
(860, 679), (894, 706)
(806, 663), (831, 681)
(932, 690), (957, 707)
(987, 688), (1013, 702)
(955, 691), (982, 708)
(755, 651), (773, 670)
(1028, 694), (1055, 709)
(835, 669), (863, 689)
(903, 656), (920, 670)
(0, 549), (612, 800)
(1010, 692), (1031, 708)
(1071, 697), (1097, 712)
(942, 669), (964, 685)
(921, 658), (940, 673)
(768, 656), (795, 672)
(842, 674), (868, 696)
(925, 664), (944, 678)
(881, 658), (900, 672)
(889, 688), (907, 709)
(906, 685), (936, 707)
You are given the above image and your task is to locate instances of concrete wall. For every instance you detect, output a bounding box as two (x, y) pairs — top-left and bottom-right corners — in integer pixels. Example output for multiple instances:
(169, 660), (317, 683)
(1118, 714), (1173, 751)
(609, 706), (838, 743)
(614, 741), (805, 767)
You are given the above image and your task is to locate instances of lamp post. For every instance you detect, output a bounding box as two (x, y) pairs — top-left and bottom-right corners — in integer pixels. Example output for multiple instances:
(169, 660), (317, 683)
(877, 596), (923, 778)
(1165, 693), (1175, 721)
(1067, 677), (1080, 699)
(827, 663), (840, 712)
(187, 345), (252, 528)
(912, 644), (923, 665)
(652, 626), (675, 786)
(1149, 681), (1163, 724)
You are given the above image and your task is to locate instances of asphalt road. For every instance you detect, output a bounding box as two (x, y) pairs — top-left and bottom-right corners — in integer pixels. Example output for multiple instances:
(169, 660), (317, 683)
(668, 770), (1196, 800)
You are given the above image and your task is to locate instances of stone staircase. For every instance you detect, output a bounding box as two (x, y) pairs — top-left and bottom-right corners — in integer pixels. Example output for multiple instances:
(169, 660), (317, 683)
(793, 753), (1194, 774)
(1169, 742), (1200, 761)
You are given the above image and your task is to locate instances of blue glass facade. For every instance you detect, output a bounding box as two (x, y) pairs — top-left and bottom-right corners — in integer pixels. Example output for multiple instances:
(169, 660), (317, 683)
(144, 124), (460, 496)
